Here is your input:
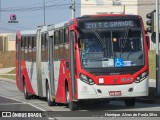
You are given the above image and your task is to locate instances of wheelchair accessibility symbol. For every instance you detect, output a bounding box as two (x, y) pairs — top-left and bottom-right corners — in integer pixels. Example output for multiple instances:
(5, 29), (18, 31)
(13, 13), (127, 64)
(115, 58), (124, 67)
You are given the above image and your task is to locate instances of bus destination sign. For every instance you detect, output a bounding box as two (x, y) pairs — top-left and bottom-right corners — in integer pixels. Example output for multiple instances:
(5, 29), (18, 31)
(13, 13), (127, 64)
(84, 21), (136, 29)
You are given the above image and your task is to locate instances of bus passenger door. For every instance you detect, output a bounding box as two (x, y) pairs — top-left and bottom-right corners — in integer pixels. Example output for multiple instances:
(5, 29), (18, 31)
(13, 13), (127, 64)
(36, 29), (43, 96)
(49, 35), (55, 96)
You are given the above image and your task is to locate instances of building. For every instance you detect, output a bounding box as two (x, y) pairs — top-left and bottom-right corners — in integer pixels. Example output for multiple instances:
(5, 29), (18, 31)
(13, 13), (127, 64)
(80, 0), (155, 28)
(0, 33), (16, 51)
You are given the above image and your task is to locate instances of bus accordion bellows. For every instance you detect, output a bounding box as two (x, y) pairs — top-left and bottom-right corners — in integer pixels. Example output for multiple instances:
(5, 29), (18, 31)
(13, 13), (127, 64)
(16, 14), (150, 111)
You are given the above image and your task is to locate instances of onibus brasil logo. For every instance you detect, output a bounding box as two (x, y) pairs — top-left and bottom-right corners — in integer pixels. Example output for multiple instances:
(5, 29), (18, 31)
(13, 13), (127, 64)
(8, 14), (18, 23)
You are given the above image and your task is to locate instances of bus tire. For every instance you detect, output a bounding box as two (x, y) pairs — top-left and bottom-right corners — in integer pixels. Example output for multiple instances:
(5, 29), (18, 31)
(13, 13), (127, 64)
(46, 83), (55, 106)
(23, 81), (31, 100)
(125, 98), (136, 107)
(66, 87), (78, 111)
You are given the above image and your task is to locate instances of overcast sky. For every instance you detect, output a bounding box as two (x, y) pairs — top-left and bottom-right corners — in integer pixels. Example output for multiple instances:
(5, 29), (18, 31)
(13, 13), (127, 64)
(0, 0), (80, 33)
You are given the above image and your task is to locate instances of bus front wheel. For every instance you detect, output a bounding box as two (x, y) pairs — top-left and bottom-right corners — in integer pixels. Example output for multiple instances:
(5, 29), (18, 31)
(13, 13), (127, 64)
(124, 98), (136, 107)
(66, 88), (78, 111)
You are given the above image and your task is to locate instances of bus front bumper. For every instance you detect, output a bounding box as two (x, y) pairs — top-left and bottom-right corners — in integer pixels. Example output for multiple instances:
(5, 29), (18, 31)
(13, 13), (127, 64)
(77, 77), (149, 100)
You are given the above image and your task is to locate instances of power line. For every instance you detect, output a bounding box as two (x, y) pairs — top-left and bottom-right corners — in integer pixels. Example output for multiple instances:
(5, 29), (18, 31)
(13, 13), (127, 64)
(1, 4), (70, 12)
(0, 3), (156, 13)
(1, 0), (66, 10)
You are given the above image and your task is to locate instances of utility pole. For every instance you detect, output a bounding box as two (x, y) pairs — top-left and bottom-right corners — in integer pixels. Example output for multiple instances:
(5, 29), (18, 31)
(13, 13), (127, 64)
(43, 0), (45, 25)
(0, 0), (1, 23)
(123, 5), (125, 14)
(156, 0), (160, 96)
(71, 0), (75, 19)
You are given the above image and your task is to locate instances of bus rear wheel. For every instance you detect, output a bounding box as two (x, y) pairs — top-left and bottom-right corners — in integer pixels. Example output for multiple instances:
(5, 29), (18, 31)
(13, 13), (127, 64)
(124, 98), (136, 107)
(46, 83), (56, 106)
(66, 88), (78, 111)
(23, 82), (31, 100)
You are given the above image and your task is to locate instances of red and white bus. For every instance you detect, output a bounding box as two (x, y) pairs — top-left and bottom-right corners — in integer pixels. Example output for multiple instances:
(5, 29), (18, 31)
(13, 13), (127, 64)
(16, 14), (150, 111)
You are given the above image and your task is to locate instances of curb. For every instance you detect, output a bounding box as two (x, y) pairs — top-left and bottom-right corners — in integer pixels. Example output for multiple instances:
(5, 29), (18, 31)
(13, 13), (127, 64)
(136, 98), (155, 104)
(136, 97), (160, 104)
(0, 77), (16, 84)
(0, 67), (15, 74)
(0, 74), (15, 76)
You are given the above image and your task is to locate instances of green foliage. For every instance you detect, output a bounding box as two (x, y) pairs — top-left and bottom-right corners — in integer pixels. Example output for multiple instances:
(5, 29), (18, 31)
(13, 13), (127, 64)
(149, 50), (156, 79)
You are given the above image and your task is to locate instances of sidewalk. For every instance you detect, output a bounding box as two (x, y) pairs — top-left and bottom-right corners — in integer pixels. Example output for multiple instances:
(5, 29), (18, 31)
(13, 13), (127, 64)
(0, 77), (15, 84)
(0, 67), (15, 74)
(0, 74), (15, 76)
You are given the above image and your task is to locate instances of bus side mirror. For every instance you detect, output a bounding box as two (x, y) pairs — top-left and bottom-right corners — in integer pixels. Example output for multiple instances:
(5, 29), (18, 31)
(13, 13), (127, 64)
(146, 35), (150, 50)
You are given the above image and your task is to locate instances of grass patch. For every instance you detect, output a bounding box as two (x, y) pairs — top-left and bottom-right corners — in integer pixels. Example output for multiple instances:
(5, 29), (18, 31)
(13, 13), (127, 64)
(0, 51), (15, 68)
(149, 50), (156, 79)
(0, 75), (15, 80)
(8, 69), (16, 74)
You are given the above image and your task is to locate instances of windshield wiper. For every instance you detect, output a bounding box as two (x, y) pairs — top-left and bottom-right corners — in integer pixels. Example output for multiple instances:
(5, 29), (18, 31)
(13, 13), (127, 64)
(91, 29), (106, 49)
(91, 29), (108, 58)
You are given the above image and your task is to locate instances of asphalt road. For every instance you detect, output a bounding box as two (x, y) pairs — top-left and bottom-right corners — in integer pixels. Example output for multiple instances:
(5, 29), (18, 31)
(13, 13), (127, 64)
(0, 79), (160, 120)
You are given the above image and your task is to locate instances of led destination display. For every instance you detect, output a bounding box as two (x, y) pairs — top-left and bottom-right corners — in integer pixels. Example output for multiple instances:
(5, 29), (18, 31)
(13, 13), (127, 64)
(84, 21), (137, 29)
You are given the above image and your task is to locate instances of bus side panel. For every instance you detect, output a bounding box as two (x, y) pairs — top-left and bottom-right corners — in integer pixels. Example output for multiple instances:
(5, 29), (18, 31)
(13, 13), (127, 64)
(25, 61), (38, 95)
(21, 61), (36, 95)
(41, 61), (49, 97)
(55, 60), (68, 103)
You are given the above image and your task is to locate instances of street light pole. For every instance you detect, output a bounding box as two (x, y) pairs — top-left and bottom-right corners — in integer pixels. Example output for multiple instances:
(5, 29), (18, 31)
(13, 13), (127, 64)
(43, 0), (45, 25)
(156, 0), (160, 96)
(71, 0), (75, 19)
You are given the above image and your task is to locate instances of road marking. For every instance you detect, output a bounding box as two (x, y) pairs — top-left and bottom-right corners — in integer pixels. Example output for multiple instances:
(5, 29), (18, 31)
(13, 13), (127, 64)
(0, 103), (26, 105)
(0, 95), (46, 111)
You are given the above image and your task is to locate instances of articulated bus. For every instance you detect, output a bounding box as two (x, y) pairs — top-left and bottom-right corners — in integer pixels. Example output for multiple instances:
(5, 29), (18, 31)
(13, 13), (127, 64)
(16, 14), (150, 111)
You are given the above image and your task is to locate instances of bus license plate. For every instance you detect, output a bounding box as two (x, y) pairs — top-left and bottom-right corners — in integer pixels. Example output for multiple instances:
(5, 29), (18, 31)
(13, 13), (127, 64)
(109, 91), (122, 96)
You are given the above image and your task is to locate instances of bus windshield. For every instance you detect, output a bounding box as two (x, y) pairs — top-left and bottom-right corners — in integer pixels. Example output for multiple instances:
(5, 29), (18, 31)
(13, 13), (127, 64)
(79, 29), (144, 68)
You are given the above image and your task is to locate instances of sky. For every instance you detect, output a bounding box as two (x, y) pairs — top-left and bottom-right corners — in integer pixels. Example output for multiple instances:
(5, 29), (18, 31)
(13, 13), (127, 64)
(0, 0), (80, 33)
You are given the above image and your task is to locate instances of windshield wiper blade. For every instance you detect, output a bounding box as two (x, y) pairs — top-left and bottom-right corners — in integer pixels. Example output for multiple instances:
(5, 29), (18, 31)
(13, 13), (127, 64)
(91, 29), (106, 49)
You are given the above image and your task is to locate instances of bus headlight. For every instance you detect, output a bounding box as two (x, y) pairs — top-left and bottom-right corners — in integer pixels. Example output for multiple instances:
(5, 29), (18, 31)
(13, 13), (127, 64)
(80, 74), (95, 85)
(135, 71), (148, 83)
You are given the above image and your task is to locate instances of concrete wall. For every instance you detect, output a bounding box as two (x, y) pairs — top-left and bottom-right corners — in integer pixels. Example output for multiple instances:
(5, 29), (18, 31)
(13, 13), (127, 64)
(0, 33), (16, 51)
(138, 0), (155, 29)
(81, 0), (155, 28)
(81, 0), (138, 16)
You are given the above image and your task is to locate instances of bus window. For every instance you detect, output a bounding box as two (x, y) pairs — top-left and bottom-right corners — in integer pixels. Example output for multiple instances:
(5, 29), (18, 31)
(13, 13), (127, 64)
(24, 37), (28, 61)
(45, 34), (49, 61)
(28, 37), (32, 61)
(21, 37), (25, 60)
(54, 30), (59, 60)
(59, 29), (64, 59)
(64, 28), (69, 59)
(32, 36), (36, 62)
(64, 28), (68, 43)
(41, 34), (45, 62)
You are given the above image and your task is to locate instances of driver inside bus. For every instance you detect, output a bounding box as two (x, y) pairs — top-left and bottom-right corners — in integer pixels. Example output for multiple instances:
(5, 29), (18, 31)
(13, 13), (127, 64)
(86, 39), (102, 52)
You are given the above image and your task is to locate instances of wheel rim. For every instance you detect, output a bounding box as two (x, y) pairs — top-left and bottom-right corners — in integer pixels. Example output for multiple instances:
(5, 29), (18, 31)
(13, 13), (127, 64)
(47, 88), (50, 101)
(24, 84), (26, 95)
(66, 90), (70, 104)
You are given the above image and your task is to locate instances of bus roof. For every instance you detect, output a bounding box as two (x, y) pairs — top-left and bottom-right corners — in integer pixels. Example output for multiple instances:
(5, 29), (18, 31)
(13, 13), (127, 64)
(20, 30), (36, 35)
(40, 26), (48, 33)
(47, 21), (68, 36)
